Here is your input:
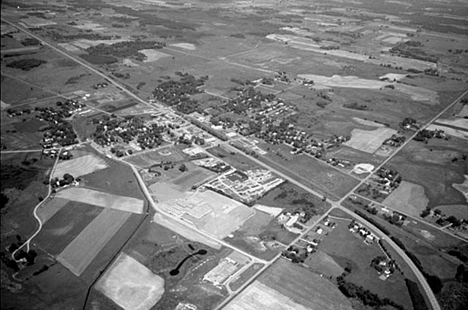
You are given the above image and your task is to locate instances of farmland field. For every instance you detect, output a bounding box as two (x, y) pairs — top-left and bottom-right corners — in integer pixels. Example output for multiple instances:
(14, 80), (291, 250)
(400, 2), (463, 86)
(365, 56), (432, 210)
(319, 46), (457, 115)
(55, 187), (145, 214)
(96, 253), (165, 310)
(1, 74), (55, 104)
(57, 208), (131, 276)
(53, 154), (108, 179)
(224, 258), (352, 310)
(80, 154), (146, 199)
(36, 197), (70, 223)
(34, 201), (102, 256)
(344, 127), (397, 154)
(382, 181), (430, 217)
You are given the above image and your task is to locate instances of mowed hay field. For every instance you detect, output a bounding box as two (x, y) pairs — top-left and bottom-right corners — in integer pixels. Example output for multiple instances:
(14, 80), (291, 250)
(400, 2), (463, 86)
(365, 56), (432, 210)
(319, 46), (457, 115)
(56, 187), (144, 214)
(344, 127), (397, 154)
(96, 253), (165, 310)
(382, 180), (429, 217)
(224, 259), (352, 310)
(53, 154), (108, 178)
(34, 201), (103, 256)
(57, 208), (131, 276)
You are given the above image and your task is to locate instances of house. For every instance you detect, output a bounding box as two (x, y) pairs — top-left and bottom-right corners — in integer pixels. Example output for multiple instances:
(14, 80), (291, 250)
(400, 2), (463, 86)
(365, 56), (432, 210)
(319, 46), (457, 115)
(286, 214), (299, 227)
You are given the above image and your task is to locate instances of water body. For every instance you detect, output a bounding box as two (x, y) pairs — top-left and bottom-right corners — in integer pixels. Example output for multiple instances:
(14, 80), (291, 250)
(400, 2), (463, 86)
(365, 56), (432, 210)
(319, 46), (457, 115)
(169, 249), (207, 276)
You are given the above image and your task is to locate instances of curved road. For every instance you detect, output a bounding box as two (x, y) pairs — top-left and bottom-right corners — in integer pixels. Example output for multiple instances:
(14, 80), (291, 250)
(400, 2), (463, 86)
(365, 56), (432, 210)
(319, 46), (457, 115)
(11, 148), (62, 261)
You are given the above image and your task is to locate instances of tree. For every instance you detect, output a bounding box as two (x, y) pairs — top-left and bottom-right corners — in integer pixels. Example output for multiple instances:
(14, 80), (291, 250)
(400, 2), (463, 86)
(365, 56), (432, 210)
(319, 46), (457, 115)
(179, 164), (187, 172)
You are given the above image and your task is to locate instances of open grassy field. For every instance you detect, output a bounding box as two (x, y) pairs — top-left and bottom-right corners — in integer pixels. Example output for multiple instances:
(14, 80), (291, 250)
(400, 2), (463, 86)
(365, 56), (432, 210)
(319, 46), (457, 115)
(34, 201), (102, 256)
(1, 74), (55, 105)
(53, 154), (108, 179)
(153, 213), (221, 250)
(257, 181), (331, 215)
(387, 150), (466, 208)
(344, 127), (397, 154)
(124, 146), (188, 168)
(169, 166), (216, 191)
(225, 258), (352, 310)
(57, 208), (131, 276)
(303, 250), (344, 278)
(80, 153), (146, 200)
(435, 204), (468, 219)
(228, 263), (265, 292)
(382, 181), (430, 217)
(96, 253), (165, 310)
(55, 187), (145, 214)
(207, 145), (260, 171)
(318, 218), (413, 309)
(259, 147), (359, 200)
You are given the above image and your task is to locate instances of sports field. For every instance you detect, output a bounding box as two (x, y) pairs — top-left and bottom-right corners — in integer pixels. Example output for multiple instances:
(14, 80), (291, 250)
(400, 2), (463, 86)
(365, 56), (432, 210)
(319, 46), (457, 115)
(56, 187), (144, 214)
(53, 154), (108, 178)
(382, 181), (429, 217)
(57, 208), (131, 276)
(344, 127), (397, 154)
(96, 253), (165, 310)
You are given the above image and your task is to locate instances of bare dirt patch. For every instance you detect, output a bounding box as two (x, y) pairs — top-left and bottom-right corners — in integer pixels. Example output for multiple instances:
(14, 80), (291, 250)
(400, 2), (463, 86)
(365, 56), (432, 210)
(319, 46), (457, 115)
(96, 253), (165, 310)
(55, 187), (144, 214)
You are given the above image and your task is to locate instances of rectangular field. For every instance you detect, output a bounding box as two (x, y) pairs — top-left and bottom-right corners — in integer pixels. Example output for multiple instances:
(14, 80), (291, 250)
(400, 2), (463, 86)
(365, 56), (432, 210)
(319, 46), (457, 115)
(344, 127), (397, 154)
(225, 258), (352, 310)
(124, 146), (188, 168)
(35, 201), (103, 255)
(259, 149), (359, 200)
(36, 197), (70, 223)
(56, 187), (144, 214)
(53, 154), (108, 178)
(57, 208), (131, 276)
